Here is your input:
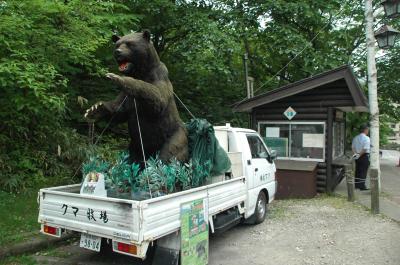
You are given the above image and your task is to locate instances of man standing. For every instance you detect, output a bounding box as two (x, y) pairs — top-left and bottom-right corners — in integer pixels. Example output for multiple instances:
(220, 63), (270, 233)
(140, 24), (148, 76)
(352, 124), (371, 190)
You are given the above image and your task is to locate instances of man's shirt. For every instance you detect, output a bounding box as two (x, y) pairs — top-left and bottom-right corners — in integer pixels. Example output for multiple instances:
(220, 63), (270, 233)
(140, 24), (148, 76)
(352, 133), (370, 154)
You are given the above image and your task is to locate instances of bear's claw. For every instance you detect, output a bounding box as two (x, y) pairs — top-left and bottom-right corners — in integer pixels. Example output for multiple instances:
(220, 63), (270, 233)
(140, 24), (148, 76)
(84, 102), (104, 120)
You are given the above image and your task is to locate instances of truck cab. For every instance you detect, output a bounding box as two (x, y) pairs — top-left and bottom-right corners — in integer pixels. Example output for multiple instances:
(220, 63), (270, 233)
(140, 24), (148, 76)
(214, 125), (277, 224)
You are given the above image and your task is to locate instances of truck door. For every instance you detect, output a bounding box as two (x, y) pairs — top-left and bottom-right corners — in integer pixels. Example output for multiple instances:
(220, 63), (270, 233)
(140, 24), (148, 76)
(245, 134), (276, 189)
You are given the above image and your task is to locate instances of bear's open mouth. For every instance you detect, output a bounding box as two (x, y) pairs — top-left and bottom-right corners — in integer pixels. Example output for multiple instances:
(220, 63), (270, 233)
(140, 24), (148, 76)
(118, 61), (131, 72)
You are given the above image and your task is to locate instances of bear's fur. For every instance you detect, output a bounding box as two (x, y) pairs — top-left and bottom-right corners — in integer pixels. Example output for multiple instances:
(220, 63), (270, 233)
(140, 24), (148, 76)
(85, 30), (188, 163)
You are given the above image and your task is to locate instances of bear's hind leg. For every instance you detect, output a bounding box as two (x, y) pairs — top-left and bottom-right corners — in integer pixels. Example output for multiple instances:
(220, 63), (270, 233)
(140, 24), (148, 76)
(159, 126), (188, 162)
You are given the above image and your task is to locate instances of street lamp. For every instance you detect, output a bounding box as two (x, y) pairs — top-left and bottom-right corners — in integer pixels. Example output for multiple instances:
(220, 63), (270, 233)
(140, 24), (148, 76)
(374, 25), (400, 49)
(380, 0), (400, 18)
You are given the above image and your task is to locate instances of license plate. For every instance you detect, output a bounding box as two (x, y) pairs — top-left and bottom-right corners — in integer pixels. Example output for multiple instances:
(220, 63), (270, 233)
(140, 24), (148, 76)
(80, 233), (101, 252)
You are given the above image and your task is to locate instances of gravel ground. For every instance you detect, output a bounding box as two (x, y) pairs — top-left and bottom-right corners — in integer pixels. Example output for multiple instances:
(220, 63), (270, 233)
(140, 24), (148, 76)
(4, 195), (399, 265)
(210, 195), (400, 265)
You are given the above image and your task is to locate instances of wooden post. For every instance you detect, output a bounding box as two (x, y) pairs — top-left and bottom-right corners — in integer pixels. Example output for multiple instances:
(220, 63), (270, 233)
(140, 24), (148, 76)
(326, 107), (333, 193)
(370, 168), (380, 214)
(345, 163), (355, 202)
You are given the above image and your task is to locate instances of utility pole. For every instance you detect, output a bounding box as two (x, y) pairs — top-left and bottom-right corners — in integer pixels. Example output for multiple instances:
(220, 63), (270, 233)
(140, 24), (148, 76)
(364, 0), (380, 213)
(247, 76), (254, 98)
(243, 53), (251, 98)
(243, 53), (254, 99)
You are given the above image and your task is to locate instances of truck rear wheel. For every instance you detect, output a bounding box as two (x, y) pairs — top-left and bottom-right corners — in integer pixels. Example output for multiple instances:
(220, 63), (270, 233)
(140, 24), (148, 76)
(254, 192), (267, 224)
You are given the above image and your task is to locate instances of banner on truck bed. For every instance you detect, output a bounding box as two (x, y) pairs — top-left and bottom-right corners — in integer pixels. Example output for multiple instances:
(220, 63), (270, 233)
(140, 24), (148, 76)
(181, 198), (208, 265)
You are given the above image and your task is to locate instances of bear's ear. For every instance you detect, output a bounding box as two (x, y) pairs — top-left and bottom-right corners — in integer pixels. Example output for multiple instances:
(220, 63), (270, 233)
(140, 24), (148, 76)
(112, 34), (120, 43)
(142, 29), (151, 42)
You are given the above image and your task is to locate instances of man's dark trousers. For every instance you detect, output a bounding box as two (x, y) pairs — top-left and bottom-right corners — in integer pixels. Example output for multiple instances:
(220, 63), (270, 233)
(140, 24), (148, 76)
(355, 154), (369, 189)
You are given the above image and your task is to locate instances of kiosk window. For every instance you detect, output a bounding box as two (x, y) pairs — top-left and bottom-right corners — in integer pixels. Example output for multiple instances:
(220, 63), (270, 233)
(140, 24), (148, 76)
(333, 122), (345, 158)
(290, 124), (324, 159)
(259, 122), (325, 161)
(259, 124), (289, 157)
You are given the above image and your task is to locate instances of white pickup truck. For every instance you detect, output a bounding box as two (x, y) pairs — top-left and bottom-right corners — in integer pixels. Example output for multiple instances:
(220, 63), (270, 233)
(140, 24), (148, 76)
(38, 125), (277, 263)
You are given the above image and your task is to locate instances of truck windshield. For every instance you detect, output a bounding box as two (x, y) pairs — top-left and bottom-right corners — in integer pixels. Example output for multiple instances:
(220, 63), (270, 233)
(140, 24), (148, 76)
(246, 135), (269, 159)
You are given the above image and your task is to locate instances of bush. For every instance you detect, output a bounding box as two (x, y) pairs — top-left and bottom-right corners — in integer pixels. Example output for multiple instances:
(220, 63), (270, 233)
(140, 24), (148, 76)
(0, 0), (137, 192)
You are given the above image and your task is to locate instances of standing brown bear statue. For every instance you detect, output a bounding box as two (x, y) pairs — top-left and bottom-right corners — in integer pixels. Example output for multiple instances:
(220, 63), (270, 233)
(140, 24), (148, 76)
(85, 30), (188, 164)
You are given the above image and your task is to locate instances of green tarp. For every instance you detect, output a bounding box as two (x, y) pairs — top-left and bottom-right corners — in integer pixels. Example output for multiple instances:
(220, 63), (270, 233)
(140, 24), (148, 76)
(186, 119), (231, 176)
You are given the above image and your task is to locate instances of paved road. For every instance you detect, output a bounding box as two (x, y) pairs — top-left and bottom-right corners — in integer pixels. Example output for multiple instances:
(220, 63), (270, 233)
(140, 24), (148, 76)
(29, 197), (400, 265)
(33, 242), (150, 265)
(336, 149), (400, 221)
(380, 150), (400, 204)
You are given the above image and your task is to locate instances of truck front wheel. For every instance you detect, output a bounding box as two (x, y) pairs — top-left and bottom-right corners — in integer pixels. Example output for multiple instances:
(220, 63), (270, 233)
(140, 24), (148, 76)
(254, 192), (267, 224)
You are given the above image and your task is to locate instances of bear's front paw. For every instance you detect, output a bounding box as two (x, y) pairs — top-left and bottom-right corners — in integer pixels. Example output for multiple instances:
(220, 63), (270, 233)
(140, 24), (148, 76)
(84, 102), (105, 121)
(106, 72), (123, 83)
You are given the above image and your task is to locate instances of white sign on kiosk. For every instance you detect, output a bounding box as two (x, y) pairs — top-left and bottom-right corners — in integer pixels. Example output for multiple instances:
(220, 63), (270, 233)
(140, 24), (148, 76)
(303, 133), (324, 148)
(266, 127), (280, 138)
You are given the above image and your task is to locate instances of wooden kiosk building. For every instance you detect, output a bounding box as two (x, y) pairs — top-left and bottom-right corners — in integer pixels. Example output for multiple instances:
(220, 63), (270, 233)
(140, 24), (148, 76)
(233, 65), (368, 196)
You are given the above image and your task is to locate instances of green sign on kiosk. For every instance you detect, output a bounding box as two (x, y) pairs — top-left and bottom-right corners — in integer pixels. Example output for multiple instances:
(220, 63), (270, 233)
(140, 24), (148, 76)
(181, 199), (209, 265)
(264, 137), (288, 157)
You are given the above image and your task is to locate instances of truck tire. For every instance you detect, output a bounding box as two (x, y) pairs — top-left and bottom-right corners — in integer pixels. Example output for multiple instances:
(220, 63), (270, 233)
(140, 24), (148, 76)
(253, 192), (267, 224)
(100, 238), (113, 255)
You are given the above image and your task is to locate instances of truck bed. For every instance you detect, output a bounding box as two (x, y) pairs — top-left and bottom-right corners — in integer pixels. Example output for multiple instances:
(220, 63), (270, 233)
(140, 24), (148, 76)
(38, 176), (246, 245)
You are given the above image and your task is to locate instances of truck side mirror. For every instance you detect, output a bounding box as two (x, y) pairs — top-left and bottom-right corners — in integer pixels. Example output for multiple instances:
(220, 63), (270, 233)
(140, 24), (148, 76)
(270, 150), (277, 161)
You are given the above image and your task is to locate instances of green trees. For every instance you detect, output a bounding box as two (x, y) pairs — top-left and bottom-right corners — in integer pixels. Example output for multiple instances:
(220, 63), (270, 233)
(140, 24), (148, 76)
(0, 0), (136, 191)
(0, 0), (398, 192)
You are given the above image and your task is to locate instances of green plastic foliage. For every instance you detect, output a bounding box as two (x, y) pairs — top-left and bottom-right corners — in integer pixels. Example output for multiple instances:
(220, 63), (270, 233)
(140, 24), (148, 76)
(191, 159), (212, 188)
(81, 156), (109, 177)
(173, 161), (192, 191)
(133, 156), (211, 195)
(108, 152), (138, 193)
(135, 157), (211, 196)
(134, 156), (166, 195)
(81, 152), (214, 198)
